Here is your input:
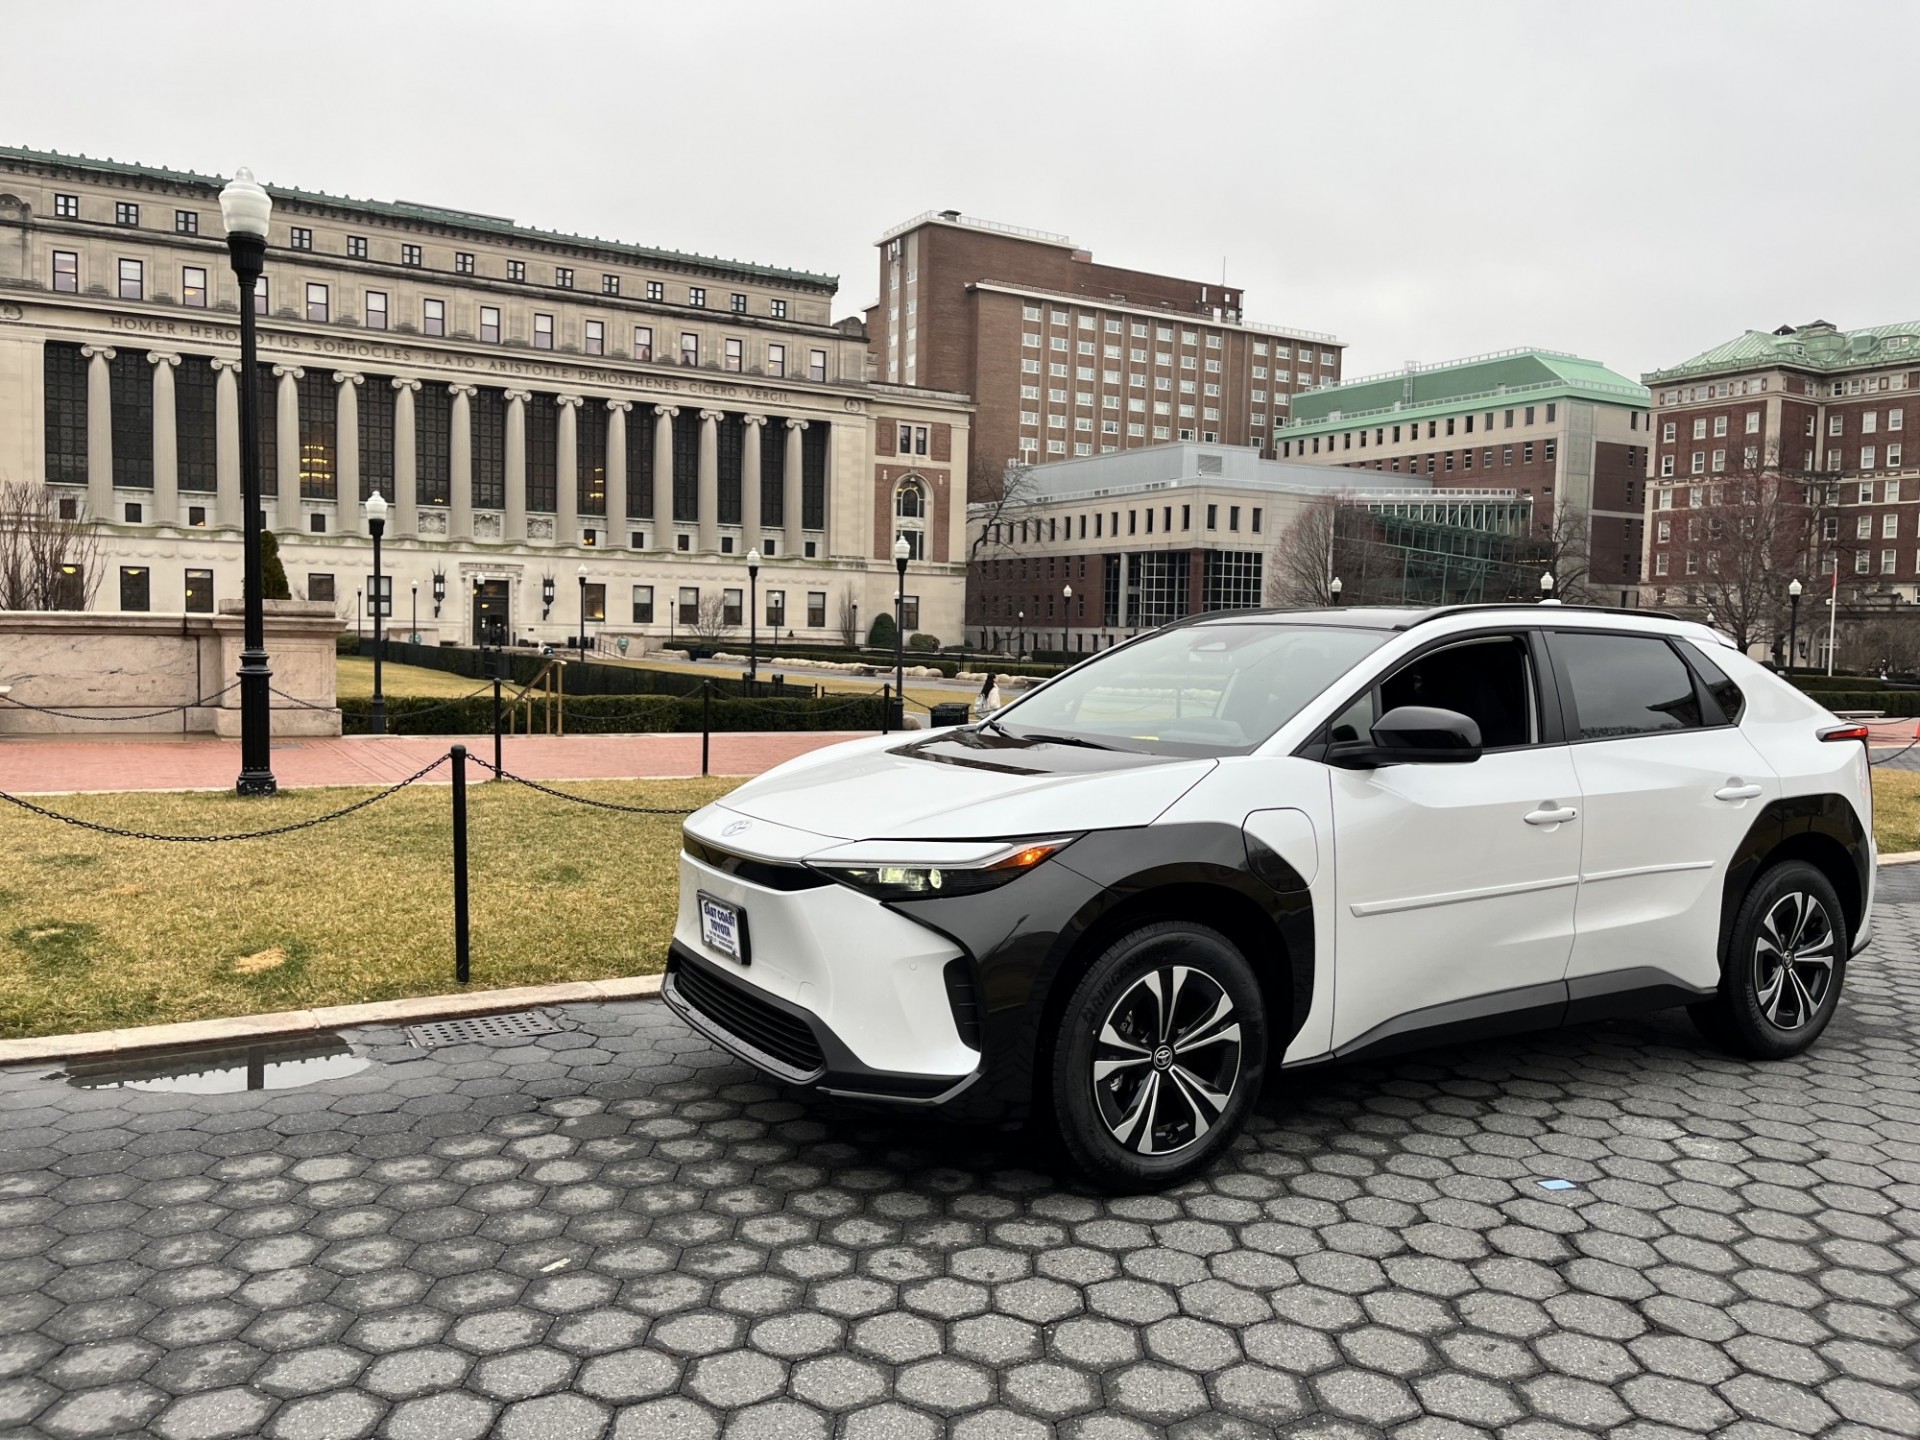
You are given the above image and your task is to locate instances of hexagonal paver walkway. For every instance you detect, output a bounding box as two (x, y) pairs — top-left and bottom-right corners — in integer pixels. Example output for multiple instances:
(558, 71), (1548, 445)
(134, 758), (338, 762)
(2, 868), (1917, 1439)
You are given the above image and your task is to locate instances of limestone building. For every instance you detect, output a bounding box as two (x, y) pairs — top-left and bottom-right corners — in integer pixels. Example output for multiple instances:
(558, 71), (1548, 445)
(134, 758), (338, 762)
(0, 146), (970, 645)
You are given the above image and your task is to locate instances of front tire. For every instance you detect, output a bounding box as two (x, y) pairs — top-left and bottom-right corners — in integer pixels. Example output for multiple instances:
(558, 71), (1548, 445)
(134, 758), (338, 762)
(1690, 860), (1847, 1059)
(1049, 921), (1267, 1191)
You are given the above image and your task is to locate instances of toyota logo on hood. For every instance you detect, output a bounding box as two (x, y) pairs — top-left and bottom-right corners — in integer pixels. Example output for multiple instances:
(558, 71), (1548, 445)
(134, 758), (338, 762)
(722, 819), (753, 837)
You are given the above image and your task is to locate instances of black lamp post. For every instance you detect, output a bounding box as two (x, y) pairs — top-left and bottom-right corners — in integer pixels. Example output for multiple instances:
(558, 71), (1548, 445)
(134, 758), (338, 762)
(576, 564), (588, 663)
(1018, 608), (1025, 658)
(1063, 583), (1072, 653)
(431, 569), (446, 619)
(1540, 571), (1556, 604)
(1788, 578), (1802, 677)
(894, 536), (910, 729)
(1330, 576), (1343, 607)
(220, 167), (276, 795)
(366, 490), (388, 736)
(410, 580), (418, 645)
(746, 548), (761, 691)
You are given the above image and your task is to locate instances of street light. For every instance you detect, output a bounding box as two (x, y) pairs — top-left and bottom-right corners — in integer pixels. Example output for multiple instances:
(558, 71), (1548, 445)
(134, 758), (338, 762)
(1063, 583), (1072, 653)
(410, 579), (418, 645)
(1018, 608), (1026, 658)
(893, 536), (910, 730)
(540, 574), (555, 622)
(365, 490), (388, 736)
(1788, 578), (1803, 678)
(1540, 571), (1556, 604)
(432, 568), (446, 619)
(219, 166), (276, 796)
(1330, 576), (1343, 607)
(746, 548), (762, 691)
(576, 563), (589, 663)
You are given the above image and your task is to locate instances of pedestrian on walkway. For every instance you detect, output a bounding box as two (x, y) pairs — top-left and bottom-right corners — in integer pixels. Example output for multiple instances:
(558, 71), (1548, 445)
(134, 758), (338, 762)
(975, 672), (1002, 720)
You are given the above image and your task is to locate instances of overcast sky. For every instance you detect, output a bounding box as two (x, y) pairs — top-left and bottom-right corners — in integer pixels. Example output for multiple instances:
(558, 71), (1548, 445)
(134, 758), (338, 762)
(7, 1), (1916, 384)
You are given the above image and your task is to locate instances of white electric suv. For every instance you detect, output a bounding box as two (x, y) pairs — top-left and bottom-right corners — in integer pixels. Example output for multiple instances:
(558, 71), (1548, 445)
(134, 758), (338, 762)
(664, 604), (1875, 1190)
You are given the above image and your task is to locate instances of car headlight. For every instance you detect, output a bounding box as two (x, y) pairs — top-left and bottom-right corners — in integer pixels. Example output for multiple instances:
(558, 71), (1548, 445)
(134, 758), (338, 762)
(806, 837), (1075, 901)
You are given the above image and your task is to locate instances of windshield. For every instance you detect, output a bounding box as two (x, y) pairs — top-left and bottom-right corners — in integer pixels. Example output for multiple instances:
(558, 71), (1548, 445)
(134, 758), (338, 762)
(994, 622), (1389, 756)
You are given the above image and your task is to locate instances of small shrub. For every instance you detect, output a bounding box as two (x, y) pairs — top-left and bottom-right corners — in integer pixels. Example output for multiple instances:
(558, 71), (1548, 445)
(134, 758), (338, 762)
(907, 633), (940, 652)
(867, 612), (898, 649)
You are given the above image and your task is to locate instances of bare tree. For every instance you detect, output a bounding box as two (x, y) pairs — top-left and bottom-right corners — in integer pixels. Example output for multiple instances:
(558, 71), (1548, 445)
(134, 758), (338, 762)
(837, 590), (860, 648)
(692, 593), (734, 640)
(0, 481), (102, 611)
(966, 460), (1044, 563)
(1675, 456), (1816, 654)
(1538, 504), (1596, 606)
(1266, 496), (1400, 606)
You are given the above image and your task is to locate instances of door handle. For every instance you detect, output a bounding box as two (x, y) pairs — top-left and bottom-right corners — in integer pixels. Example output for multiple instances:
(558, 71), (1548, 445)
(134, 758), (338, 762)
(1524, 805), (1578, 826)
(1715, 783), (1763, 802)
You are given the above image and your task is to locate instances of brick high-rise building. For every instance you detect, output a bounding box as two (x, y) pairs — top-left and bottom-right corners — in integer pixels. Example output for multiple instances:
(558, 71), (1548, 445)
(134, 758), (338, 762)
(1275, 349), (1653, 603)
(1641, 321), (1920, 618)
(863, 211), (1343, 499)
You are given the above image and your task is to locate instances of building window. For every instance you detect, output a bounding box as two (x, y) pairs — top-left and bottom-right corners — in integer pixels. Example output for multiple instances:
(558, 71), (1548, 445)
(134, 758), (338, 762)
(54, 192), (78, 218)
(730, 293), (747, 313)
(118, 258), (143, 300)
(582, 319), (604, 356)
(766, 342), (785, 378)
(347, 235), (367, 259)
(174, 209), (198, 235)
(724, 337), (743, 373)
(634, 325), (652, 361)
(306, 282), (329, 323)
(631, 585), (655, 623)
(722, 589), (744, 627)
(646, 280), (664, 301)
(289, 225), (312, 249)
(184, 569), (213, 614)
(680, 332), (700, 366)
(809, 349), (827, 382)
(253, 278), (268, 315)
(507, 259), (526, 282)
(771, 299), (787, 319)
(354, 289), (385, 330)
(418, 297), (444, 337)
(51, 250), (78, 292)
(533, 313), (554, 350)
(119, 566), (150, 612)
(479, 306), (500, 344)
(678, 586), (700, 624)
(601, 274), (620, 296)
(807, 591), (827, 628)
(555, 266), (574, 289)
(402, 244), (422, 267)
(307, 573), (336, 603)
(688, 286), (706, 308)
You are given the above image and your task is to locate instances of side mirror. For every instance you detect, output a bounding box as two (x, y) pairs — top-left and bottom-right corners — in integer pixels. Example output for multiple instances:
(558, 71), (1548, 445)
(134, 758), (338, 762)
(1329, 705), (1482, 768)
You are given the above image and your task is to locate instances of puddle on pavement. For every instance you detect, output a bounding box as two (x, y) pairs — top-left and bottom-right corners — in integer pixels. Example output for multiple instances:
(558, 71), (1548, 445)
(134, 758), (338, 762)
(52, 1033), (370, 1093)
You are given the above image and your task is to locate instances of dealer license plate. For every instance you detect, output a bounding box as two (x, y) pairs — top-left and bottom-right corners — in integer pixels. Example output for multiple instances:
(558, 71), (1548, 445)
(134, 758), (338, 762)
(698, 893), (747, 964)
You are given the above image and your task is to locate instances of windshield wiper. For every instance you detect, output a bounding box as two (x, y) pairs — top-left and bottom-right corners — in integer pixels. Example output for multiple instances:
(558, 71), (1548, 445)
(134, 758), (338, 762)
(1000, 728), (1114, 750)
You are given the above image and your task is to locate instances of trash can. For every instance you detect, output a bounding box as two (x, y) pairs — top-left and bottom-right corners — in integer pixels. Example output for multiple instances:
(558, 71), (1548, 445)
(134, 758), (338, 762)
(929, 702), (971, 728)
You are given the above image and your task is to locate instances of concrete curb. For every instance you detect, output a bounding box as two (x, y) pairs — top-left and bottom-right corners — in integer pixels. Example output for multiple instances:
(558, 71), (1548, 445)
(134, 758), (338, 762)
(1881, 851), (1920, 866)
(0, 974), (662, 1066)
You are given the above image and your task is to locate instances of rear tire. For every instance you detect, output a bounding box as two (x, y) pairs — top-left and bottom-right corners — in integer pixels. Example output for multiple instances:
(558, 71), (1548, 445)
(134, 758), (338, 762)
(1048, 921), (1267, 1192)
(1689, 860), (1846, 1059)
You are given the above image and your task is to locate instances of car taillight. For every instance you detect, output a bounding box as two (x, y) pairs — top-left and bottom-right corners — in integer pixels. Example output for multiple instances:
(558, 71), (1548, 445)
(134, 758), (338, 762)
(1818, 723), (1872, 743)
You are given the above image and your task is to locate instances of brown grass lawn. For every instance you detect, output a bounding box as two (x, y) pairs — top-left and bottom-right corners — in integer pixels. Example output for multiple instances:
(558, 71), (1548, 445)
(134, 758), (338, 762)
(2, 767), (1914, 1041)
(335, 655), (493, 700)
(0, 776), (733, 1040)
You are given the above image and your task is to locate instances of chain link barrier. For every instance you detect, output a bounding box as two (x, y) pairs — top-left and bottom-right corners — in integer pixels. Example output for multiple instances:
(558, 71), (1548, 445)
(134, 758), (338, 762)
(470, 754), (699, 816)
(0, 753), (453, 843)
(0, 683), (240, 723)
(275, 682), (497, 719)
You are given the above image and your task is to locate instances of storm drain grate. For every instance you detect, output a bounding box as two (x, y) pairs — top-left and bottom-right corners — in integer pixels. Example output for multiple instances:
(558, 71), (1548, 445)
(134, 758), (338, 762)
(405, 1010), (560, 1048)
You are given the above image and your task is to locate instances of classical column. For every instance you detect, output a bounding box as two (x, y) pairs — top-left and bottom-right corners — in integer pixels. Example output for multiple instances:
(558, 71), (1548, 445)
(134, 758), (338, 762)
(334, 372), (362, 518)
(149, 352), (180, 525)
(211, 358), (241, 529)
(652, 404), (677, 547)
(273, 363), (303, 531)
(80, 345), (114, 520)
(741, 414), (766, 555)
(392, 378), (421, 539)
(505, 390), (530, 542)
(606, 401), (631, 547)
(448, 385), (475, 541)
(784, 418), (807, 558)
(556, 395), (582, 544)
(697, 409), (722, 553)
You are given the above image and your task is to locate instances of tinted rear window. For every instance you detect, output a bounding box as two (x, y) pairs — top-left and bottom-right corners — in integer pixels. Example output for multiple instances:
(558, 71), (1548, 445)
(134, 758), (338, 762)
(1555, 632), (1703, 739)
(1680, 642), (1746, 724)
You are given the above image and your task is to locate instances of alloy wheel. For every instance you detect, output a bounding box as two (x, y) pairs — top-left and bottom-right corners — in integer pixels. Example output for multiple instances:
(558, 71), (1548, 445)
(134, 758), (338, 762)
(1091, 964), (1243, 1156)
(1753, 890), (1836, 1031)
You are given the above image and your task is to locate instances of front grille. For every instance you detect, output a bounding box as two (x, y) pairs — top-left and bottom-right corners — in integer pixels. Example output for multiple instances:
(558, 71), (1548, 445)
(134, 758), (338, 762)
(943, 958), (983, 1050)
(672, 955), (826, 1078)
(683, 835), (831, 891)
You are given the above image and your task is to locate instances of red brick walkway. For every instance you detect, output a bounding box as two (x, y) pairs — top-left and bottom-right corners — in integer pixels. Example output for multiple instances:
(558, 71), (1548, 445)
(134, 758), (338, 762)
(0, 731), (865, 795)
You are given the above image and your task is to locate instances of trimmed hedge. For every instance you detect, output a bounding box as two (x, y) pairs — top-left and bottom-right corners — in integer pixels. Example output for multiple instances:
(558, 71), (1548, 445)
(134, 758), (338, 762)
(339, 691), (889, 736)
(347, 640), (819, 700)
(1794, 691), (1920, 717)
(662, 644), (1066, 682)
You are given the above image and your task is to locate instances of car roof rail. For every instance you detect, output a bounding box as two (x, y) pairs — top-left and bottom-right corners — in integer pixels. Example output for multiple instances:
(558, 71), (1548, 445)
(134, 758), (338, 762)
(1398, 602), (1682, 630)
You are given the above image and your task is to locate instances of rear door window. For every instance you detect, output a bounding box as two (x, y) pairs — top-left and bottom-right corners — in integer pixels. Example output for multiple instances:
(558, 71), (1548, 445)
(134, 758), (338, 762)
(1553, 632), (1704, 740)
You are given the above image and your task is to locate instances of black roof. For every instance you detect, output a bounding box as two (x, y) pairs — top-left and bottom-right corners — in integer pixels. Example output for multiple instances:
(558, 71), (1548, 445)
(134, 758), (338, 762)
(1182, 602), (1679, 632)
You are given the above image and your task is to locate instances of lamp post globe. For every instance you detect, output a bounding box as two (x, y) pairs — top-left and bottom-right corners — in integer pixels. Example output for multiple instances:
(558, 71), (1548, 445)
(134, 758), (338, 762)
(364, 491), (388, 735)
(1540, 571), (1556, 605)
(1788, 577), (1803, 678)
(1330, 576), (1343, 607)
(221, 167), (276, 795)
(893, 536), (911, 730)
(746, 548), (762, 689)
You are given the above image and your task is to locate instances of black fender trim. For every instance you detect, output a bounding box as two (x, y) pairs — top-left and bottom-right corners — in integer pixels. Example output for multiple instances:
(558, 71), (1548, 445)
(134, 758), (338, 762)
(1720, 795), (1872, 963)
(884, 822), (1314, 1125)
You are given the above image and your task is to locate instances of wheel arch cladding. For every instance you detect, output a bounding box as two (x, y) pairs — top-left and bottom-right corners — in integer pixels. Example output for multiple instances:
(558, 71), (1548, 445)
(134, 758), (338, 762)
(1721, 794), (1870, 962)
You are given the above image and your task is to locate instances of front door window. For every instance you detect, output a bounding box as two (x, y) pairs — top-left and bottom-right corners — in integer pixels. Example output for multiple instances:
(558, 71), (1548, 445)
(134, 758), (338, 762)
(472, 578), (509, 646)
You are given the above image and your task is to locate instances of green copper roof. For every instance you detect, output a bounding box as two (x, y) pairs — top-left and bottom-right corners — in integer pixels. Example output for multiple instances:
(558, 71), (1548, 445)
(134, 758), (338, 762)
(1285, 348), (1646, 434)
(0, 145), (838, 290)
(1643, 321), (1920, 383)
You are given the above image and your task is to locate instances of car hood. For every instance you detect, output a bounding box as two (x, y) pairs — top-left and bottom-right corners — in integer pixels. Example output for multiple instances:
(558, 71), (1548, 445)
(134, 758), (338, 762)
(717, 727), (1216, 841)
